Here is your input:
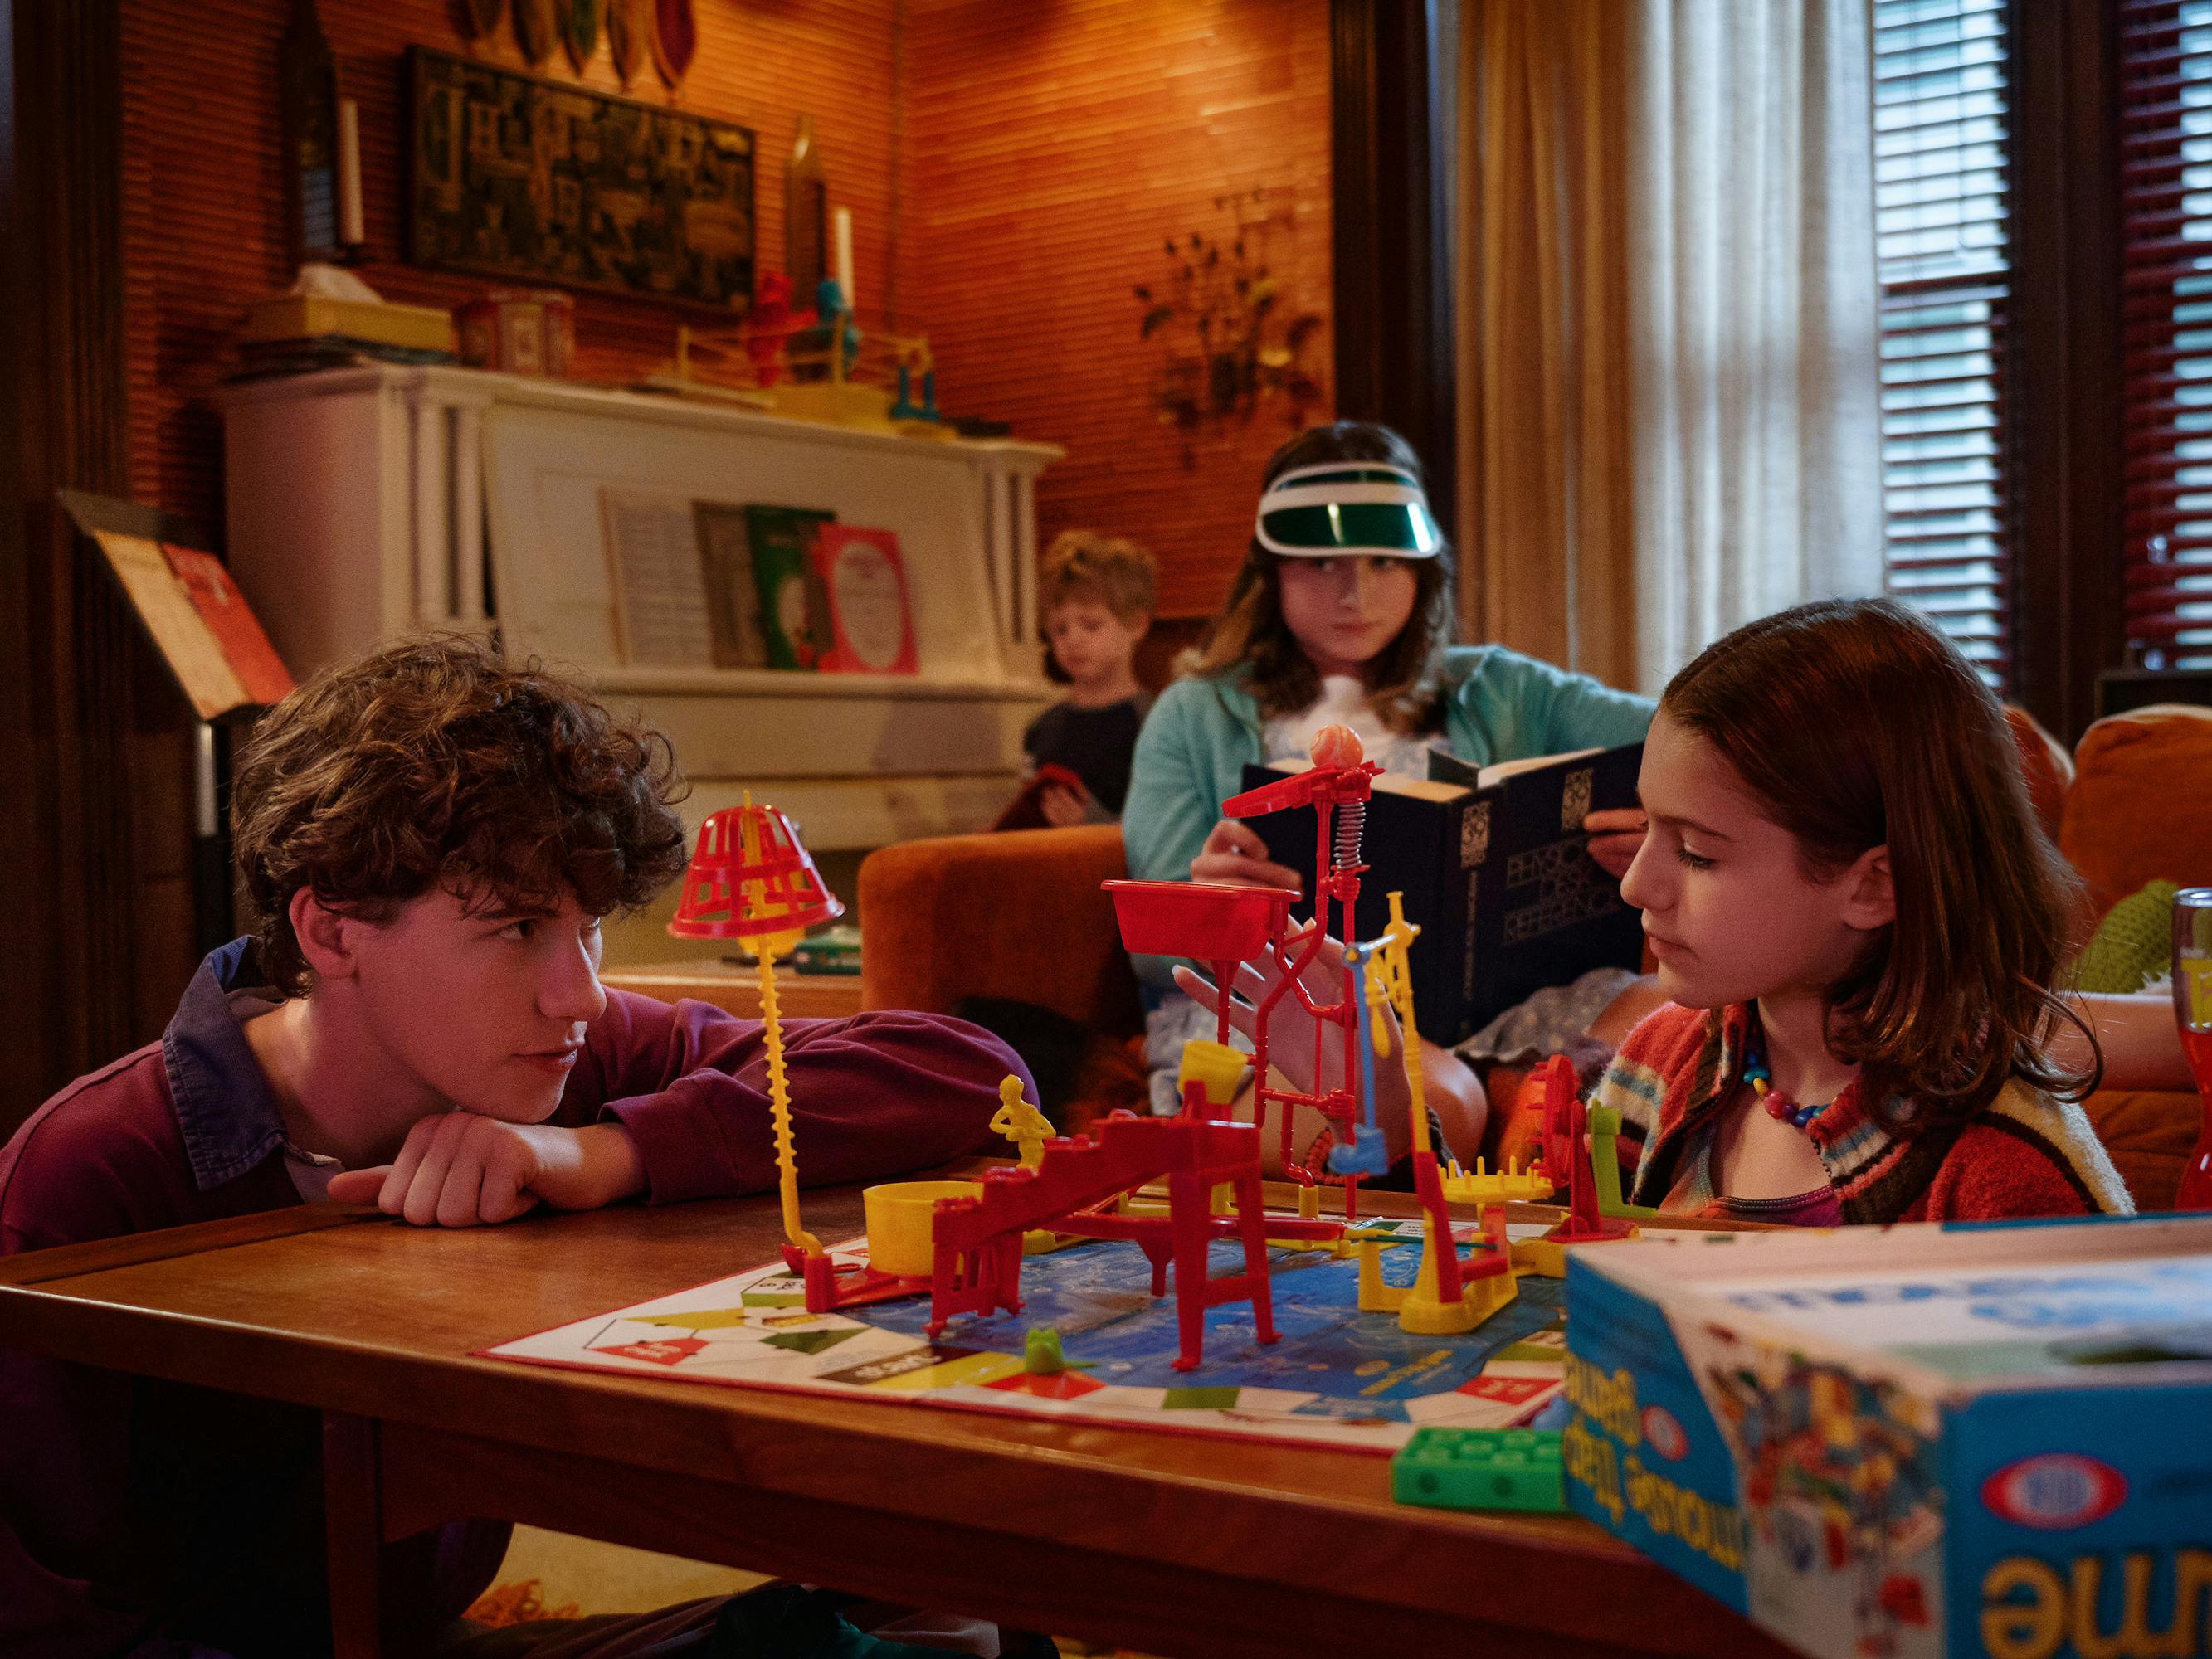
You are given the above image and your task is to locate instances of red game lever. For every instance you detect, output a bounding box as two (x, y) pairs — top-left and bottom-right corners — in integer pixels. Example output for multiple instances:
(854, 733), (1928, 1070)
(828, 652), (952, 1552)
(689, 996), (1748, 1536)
(1220, 758), (1381, 820)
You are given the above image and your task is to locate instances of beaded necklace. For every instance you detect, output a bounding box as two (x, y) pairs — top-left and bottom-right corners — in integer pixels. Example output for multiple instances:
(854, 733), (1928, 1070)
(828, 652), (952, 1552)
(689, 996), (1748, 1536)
(1741, 1011), (1834, 1132)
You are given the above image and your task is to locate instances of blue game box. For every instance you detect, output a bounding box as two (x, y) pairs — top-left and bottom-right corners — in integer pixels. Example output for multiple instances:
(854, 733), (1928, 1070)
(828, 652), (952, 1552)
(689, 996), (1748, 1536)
(1561, 1215), (2212, 1659)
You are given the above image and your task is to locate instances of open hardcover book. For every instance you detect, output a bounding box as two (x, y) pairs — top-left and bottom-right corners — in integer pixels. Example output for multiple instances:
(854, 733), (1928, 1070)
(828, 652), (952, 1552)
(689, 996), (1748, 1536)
(1240, 742), (1645, 1046)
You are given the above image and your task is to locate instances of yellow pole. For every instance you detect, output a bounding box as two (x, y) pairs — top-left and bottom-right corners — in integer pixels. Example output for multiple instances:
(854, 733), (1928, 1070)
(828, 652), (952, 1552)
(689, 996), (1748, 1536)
(1381, 892), (1476, 1333)
(756, 945), (821, 1257)
(1382, 893), (1432, 1159)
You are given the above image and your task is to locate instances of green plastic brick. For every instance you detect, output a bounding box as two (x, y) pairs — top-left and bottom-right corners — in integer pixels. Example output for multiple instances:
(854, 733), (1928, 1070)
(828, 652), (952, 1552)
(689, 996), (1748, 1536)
(1391, 1426), (1566, 1513)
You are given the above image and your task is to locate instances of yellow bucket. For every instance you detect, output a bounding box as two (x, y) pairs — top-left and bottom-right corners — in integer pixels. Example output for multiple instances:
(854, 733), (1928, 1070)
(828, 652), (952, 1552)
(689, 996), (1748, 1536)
(861, 1180), (982, 1277)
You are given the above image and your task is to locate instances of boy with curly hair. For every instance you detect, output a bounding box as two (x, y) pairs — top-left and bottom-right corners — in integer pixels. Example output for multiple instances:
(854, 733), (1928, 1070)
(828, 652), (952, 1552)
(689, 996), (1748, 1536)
(0, 638), (1026, 1657)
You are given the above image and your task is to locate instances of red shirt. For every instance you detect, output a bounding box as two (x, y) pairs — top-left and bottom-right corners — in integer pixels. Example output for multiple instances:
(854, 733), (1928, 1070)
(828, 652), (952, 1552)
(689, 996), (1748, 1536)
(0, 939), (1025, 1658)
(1591, 1000), (2134, 1223)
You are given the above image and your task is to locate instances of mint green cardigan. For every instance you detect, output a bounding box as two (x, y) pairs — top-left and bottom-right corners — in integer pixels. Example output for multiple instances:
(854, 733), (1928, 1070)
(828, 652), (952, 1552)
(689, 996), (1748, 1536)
(1121, 645), (1656, 990)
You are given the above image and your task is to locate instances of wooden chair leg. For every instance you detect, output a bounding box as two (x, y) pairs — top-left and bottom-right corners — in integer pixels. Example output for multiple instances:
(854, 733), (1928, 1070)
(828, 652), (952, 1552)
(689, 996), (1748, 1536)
(323, 1412), (384, 1659)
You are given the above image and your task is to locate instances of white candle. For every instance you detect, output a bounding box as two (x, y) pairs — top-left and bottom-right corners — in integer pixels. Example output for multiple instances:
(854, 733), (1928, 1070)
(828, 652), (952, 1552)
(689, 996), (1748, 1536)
(337, 98), (364, 247)
(833, 207), (855, 314)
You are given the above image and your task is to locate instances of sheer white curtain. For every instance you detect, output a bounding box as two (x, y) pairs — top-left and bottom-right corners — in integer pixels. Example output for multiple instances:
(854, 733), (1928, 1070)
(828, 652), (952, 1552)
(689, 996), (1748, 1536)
(1627, 0), (1883, 693)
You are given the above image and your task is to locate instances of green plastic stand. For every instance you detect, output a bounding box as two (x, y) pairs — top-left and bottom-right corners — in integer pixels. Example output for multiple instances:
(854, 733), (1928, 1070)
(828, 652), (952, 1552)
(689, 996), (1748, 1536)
(1390, 1426), (1567, 1513)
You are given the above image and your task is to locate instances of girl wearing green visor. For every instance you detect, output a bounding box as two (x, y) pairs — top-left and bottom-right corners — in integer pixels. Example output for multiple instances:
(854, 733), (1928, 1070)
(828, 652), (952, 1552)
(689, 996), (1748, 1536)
(1123, 421), (1658, 1164)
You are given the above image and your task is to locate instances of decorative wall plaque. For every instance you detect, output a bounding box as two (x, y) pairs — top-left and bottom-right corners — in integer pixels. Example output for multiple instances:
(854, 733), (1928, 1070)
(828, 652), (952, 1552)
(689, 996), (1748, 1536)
(407, 46), (754, 309)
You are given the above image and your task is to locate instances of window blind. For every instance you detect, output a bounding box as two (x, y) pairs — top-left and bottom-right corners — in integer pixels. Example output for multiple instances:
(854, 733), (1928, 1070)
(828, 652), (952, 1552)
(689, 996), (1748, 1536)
(2119, 0), (2212, 669)
(1873, 0), (2014, 680)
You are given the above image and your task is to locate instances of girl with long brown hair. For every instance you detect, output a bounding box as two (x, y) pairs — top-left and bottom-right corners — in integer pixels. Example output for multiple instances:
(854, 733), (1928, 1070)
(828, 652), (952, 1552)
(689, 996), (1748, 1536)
(1596, 598), (2132, 1221)
(1123, 421), (1655, 1166)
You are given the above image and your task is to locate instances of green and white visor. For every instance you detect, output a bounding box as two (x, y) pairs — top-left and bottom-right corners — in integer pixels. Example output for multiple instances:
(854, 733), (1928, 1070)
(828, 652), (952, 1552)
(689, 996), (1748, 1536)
(1254, 462), (1443, 558)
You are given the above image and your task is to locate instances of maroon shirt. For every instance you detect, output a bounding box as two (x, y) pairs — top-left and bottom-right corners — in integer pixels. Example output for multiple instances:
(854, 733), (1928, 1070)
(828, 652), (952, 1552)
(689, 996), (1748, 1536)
(0, 939), (1025, 1658)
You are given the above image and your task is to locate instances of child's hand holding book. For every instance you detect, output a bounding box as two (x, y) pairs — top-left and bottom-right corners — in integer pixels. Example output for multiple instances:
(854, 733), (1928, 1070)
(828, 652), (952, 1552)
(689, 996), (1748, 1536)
(1169, 919), (1411, 1164)
(1191, 818), (1303, 893)
(1583, 807), (1649, 880)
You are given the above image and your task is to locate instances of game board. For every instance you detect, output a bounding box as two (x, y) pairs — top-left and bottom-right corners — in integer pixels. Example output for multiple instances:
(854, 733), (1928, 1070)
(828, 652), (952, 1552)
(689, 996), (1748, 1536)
(486, 1222), (1567, 1454)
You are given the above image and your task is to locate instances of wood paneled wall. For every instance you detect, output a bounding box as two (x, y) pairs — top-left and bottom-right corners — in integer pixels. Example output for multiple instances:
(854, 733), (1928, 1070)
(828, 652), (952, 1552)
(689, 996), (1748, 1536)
(121, 0), (903, 533)
(904, 0), (1335, 619)
(87, 1), (1336, 1111)
(121, 0), (1333, 614)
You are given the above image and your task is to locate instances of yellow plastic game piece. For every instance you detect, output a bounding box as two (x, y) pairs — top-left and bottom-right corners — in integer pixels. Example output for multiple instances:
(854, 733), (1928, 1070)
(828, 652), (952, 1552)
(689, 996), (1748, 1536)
(989, 1074), (1054, 1170)
(861, 1178), (984, 1277)
(1439, 1155), (1555, 1210)
(1508, 1224), (1641, 1279)
(1357, 893), (1517, 1335)
(749, 904), (821, 1258)
(1587, 1105), (1659, 1221)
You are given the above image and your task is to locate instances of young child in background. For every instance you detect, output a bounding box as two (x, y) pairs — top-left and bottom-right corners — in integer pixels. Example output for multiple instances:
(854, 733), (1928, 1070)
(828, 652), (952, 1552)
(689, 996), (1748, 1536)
(0, 637), (1025, 1658)
(1124, 421), (1655, 1169)
(1022, 531), (1157, 826)
(1596, 598), (2132, 1223)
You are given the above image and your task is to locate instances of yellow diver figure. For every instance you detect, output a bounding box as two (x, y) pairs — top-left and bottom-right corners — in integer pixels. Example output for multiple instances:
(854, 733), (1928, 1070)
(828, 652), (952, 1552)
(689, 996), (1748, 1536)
(1352, 894), (1517, 1335)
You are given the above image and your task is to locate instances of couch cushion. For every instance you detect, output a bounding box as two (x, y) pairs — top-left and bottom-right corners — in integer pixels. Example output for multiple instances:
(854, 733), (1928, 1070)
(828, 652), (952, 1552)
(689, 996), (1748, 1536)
(2060, 703), (2212, 922)
(2005, 706), (2073, 844)
(2073, 880), (2180, 995)
(858, 825), (1141, 1034)
(2084, 1088), (2203, 1213)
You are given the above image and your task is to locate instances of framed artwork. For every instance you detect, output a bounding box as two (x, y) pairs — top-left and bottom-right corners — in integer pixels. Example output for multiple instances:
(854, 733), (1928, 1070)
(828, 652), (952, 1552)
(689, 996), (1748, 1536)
(407, 46), (754, 309)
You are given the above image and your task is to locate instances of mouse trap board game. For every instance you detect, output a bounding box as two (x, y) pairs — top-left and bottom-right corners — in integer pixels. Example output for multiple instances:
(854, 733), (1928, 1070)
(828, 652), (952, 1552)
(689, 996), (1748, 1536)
(1562, 1215), (2212, 1659)
(486, 1221), (1569, 1453)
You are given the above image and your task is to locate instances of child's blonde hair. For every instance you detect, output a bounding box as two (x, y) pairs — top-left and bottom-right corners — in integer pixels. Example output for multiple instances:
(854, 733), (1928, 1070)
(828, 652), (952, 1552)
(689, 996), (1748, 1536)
(1041, 532), (1157, 625)
(1662, 598), (2098, 1126)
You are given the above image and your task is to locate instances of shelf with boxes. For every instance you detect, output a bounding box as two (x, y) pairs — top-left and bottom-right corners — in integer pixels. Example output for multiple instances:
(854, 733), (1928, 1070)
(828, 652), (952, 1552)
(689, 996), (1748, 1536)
(217, 363), (1061, 856)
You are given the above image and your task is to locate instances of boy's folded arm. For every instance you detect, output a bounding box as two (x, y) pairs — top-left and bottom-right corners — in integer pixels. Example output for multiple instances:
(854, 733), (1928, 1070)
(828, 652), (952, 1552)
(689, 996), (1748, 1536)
(326, 1116), (645, 1224)
(588, 996), (1030, 1205)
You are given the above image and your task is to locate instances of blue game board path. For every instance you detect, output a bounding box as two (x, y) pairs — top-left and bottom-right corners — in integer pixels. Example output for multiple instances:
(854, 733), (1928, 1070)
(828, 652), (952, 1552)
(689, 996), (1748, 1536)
(860, 1235), (1565, 1422)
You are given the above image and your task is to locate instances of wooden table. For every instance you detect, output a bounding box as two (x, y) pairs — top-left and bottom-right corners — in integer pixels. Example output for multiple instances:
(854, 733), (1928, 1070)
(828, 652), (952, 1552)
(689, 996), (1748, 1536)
(602, 959), (866, 1021)
(0, 1185), (1786, 1659)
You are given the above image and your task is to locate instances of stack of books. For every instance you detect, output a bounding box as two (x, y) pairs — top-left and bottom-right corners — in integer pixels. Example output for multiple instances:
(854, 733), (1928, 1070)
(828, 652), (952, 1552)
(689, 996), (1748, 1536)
(232, 293), (457, 379)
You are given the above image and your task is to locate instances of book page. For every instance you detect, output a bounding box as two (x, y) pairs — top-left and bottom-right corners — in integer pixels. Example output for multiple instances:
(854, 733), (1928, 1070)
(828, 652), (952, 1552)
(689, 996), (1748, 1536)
(1259, 754), (1468, 802)
(600, 489), (715, 668)
(1475, 747), (1602, 790)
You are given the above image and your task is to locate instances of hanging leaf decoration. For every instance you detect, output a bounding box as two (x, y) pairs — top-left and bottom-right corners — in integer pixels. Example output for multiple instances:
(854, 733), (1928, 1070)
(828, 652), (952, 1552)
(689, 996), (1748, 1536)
(653, 0), (697, 87)
(607, 0), (650, 83)
(562, 0), (603, 71)
(1137, 188), (1327, 463)
(512, 0), (556, 66)
(461, 0), (505, 39)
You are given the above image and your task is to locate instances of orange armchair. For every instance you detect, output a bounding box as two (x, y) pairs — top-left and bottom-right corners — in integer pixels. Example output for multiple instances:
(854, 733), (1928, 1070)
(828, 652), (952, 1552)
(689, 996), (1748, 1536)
(2054, 703), (2212, 1209)
(860, 826), (1147, 1122)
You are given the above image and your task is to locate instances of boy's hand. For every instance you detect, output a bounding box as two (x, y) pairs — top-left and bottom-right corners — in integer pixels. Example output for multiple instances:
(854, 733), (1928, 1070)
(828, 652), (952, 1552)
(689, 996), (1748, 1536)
(327, 1117), (645, 1227)
(1191, 819), (1301, 891)
(1583, 808), (1648, 881)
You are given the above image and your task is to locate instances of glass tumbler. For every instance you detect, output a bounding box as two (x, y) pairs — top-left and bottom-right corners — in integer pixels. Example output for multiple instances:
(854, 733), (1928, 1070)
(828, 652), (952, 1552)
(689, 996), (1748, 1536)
(2171, 888), (2212, 1211)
